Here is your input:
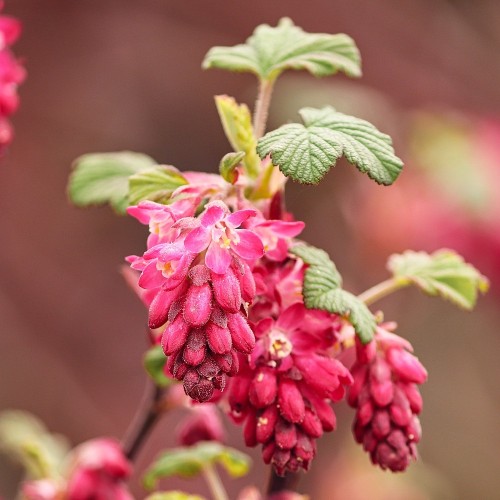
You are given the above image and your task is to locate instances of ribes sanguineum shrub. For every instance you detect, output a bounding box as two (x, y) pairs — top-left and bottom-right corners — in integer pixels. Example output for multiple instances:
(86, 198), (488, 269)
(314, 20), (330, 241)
(4, 17), (486, 500)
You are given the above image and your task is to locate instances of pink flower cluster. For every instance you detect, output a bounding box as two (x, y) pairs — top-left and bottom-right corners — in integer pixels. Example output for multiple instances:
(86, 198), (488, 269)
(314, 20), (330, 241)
(227, 260), (352, 475)
(127, 176), (304, 405)
(127, 172), (429, 476)
(348, 326), (428, 471)
(0, 1), (24, 153)
(22, 438), (132, 500)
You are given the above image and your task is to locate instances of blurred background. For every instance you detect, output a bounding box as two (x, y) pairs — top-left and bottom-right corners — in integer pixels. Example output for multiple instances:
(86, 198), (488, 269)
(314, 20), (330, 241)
(1, 0), (499, 498)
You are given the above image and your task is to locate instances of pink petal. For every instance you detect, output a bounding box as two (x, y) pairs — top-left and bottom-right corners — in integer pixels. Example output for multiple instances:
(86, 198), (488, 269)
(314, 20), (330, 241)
(184, 226), (211, 253)
(231, 230), (264, 260)
(227, 209), (257, 227)
(138, 261), (164, 289)
(201, 202), (227, 227)
(276, 303), (306, 332)
(205, 242), (232, 274)
(259, 220), (305, 238)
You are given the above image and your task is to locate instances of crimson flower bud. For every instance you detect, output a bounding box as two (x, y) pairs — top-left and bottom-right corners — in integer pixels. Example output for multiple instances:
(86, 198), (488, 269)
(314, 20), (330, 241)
(249, 367), (277, 408)
(183, 283), (212, 326)
(211, 268), (242, 313)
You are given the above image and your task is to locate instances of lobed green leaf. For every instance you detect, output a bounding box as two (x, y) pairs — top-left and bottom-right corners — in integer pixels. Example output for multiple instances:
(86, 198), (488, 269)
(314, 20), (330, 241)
(257, 106), (403, 186)
(203, 18), (361, 82)
(143, 442), (251, 490)
(291, 244), (376, 343)
(0, 411), (70, 480)
(68, 152), (156, 213)
(388, 249), (489, 310)
(128, 165), (187, 206)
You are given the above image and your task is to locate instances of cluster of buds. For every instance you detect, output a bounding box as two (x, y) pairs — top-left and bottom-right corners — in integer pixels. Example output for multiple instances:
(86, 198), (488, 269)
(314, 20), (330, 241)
(229, 296), (352, 475)
(22, 439), (132, 500)
(128, 196), (265, 402)
(0, 1), (25, 152)
(348, 325), (428, 472)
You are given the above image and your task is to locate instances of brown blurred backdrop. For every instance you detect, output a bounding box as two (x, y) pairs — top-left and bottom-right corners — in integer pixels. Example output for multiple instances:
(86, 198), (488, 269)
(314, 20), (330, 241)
(1, 1), (499, 498)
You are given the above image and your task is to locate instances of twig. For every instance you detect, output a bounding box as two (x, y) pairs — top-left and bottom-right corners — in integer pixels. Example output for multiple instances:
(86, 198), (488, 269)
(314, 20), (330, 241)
(267, 469), (301, 497)
(357, 278), (406, 306)
(122, 382), (166, 461)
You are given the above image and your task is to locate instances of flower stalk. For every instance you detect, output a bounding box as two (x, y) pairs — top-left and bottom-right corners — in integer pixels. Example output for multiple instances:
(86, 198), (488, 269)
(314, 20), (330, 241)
(203, 463), (229, 500)
(122, 383), (166, 461)
(253, 79), (275, 139)
(357, 278), (407, 306)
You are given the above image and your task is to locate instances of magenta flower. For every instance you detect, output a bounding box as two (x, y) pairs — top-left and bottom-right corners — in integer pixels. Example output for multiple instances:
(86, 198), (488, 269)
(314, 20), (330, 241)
(251, 219), (305, 262)
(65, 438), (132, 500)
(228, 302), (351, 476)
(21, 438), (132, 500)
(176, 403), (225, 446)
(184, 201), (264, 274)
(348, 326), (428, 472)
(0, 2), (24, 153)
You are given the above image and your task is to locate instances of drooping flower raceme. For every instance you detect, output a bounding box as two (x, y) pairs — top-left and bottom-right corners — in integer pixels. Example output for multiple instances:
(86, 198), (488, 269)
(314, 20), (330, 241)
(348, 325), (428, 472)
(228, 299), (352, 476)
(128, 199), (265, 402)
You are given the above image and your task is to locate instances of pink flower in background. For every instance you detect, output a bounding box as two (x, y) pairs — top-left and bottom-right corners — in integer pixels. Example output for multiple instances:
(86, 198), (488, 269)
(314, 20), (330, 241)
(0, 1), (25, 153)
(348, 326), (427, 472)
(22, 439), (132, 500)
(65, 438), (132, 500)
(176, 403), (225, 446)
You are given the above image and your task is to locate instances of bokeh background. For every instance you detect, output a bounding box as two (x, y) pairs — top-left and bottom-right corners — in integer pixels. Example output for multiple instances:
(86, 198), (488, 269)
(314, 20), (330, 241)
(1, 1), (500, 498)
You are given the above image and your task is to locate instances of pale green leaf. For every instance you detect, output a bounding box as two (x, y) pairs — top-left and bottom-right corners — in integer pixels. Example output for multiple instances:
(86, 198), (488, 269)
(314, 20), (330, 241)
(388, 249), (489, 310)
(0, 411), (70, 480)
(215, 95), (260, 177)
(203, 18), (361, 82)
(219, 151), (245, 184)
(143, 345), (175, 388)
(257, 106), (403, 185)
(128, 166), (188, 205)
(291, 244), (376, 343)
(146, 492), (206, 500)
(144, 442), (251, 490)
(68, 151), (156, 213)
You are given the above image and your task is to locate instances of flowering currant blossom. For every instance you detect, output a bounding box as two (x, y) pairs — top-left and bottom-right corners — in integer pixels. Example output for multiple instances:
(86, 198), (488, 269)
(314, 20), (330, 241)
(22, 438), (132, 500)
(228, 300), (352, 476)
(128, 199), (265, 402)
(0, 2), (25, 152)
(348, 325), (428, 472)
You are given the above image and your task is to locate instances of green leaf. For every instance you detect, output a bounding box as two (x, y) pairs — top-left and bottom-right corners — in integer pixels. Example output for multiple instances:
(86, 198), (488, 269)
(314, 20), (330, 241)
(0, 411), (70, 480)
(257, 106), (403, 186)
(143, 345), (175, 388)
(215, 95), (260, 177)
(203, 18), (361, 82)
(129, 166), (188, 206)
(144, 442), (251, 490)
(219, 152), (245, 184)
(146, 492), (206, 500)
(291, 244), (376, 343)
(68, 151), (156, 213)
(388, 249), (489, 310)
